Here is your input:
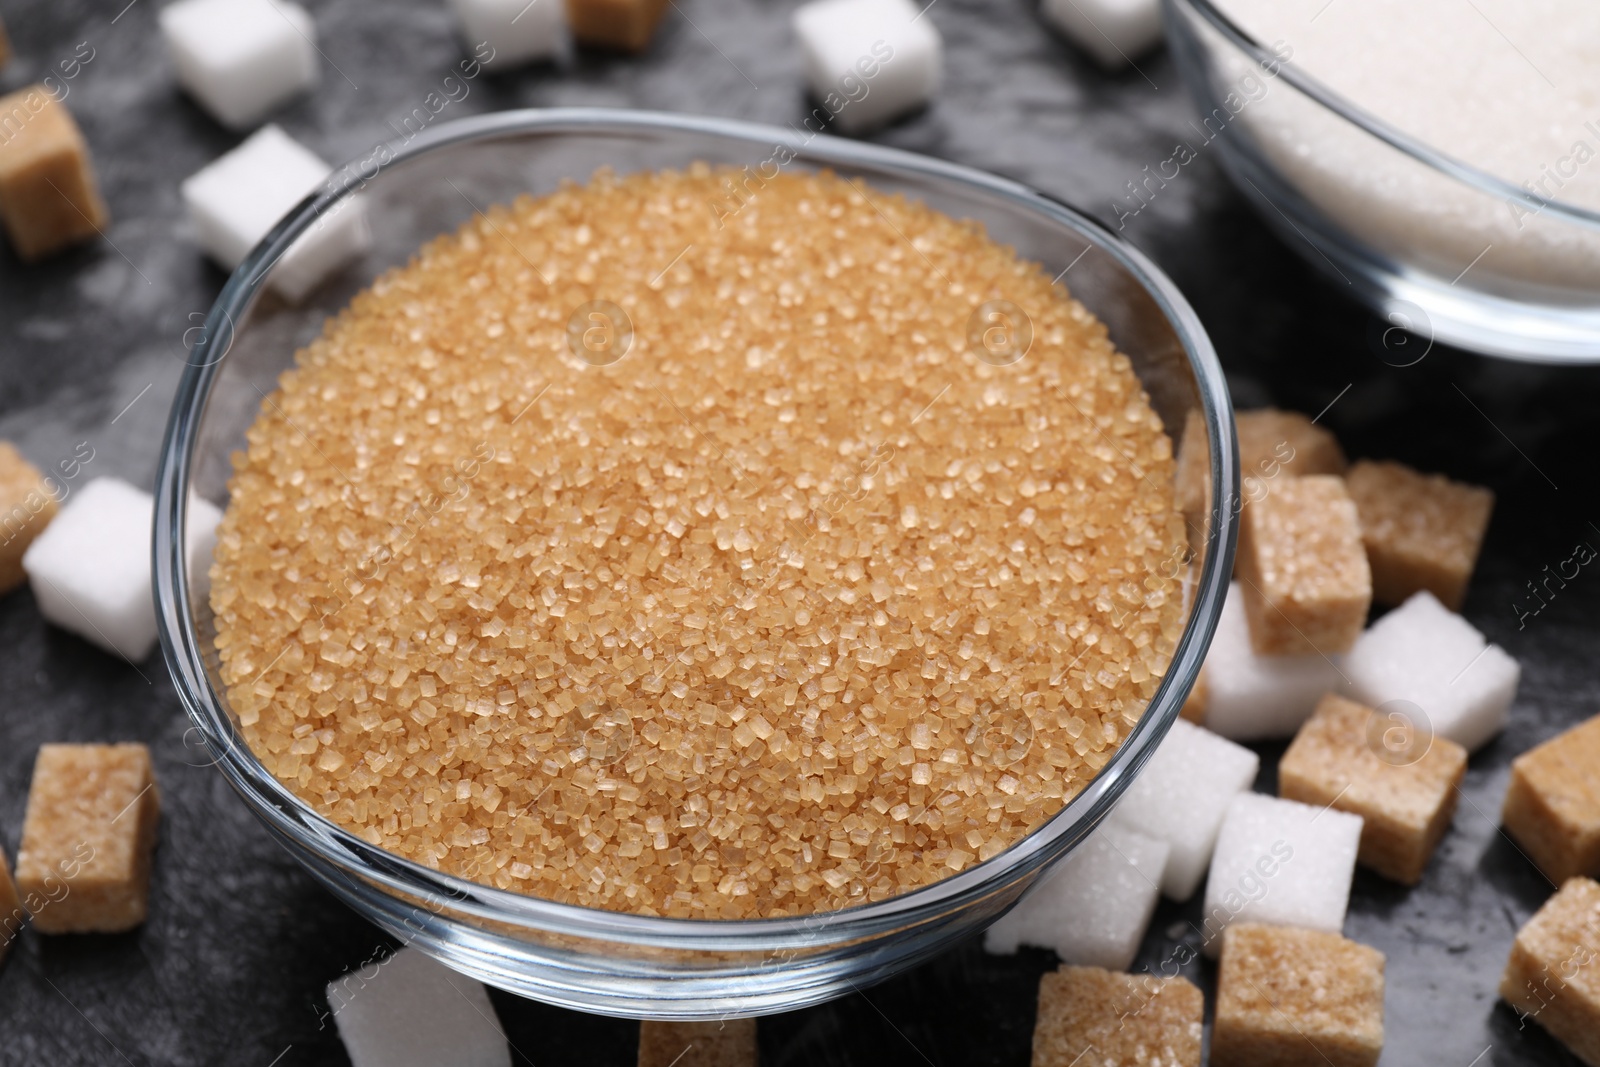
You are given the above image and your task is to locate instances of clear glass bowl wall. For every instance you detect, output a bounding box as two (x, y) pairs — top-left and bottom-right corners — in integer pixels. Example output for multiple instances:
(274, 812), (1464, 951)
(153, 110), (1237, 1018)
(1166, 0), (1600, 363)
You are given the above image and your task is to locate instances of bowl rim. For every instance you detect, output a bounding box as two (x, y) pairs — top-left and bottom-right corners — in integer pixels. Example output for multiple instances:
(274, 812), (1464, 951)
(153, 107), (1238, 950)
(1167, 0), (1600, 234)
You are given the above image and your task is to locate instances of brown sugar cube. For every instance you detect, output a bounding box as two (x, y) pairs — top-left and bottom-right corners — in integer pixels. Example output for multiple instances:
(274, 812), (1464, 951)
(1280, 694), (1466, 884)
(0, 850), (21, 962)
(1175, 408), (1347, 553)
(0, 86), (109, 261)
(1180, 667), (1207, 723)
(1214, 923), (1385, 1067)
(567, 0), (669, 52)
(638, 1018), (757, 1067)
(1500, 877), (1600, 1067)
(1237, 408), (1348, 478)
(1031, 965), (1202, 1067)
(1503, 715), (1600, 885)
(0, 441), (61, 593)
(0, 16), (11, 70)
(1345, 459), (1492, 610)
(15, 743), (160, 933)
(1237, 475), (1370, 655)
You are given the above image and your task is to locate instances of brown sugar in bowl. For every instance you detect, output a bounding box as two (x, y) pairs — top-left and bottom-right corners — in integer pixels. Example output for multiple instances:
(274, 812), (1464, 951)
(210, 165), (1187, 920)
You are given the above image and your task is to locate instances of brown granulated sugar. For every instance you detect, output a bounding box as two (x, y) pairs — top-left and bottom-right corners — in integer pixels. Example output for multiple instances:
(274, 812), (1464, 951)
(210, 165), (1185, 919)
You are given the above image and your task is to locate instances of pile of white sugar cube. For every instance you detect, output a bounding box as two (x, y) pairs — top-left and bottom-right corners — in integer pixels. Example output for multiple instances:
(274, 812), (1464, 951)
(982, 714), (1370, 967)
(155, 0), (563, 304)
(986, 718), (1272, 967)
(1202, 580), (1520, 752)
(160, 0), (372, 301)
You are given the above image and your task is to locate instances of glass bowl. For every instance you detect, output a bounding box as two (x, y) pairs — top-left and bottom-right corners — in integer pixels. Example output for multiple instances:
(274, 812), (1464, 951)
(153, 108), (1237, 1018)
(1165, 0), (1600, 363)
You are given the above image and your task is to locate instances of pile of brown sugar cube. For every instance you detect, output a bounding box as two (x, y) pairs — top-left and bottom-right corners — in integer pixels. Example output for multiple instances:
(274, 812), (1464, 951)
(1497, 717), (1600, 1067)
(1177, 408), (1512, 892)
(1031, 927), (1385, 1067)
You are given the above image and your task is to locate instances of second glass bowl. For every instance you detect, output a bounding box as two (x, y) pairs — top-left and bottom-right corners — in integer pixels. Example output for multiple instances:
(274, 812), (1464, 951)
(1166, 0), (1600, 363)
(153, 108), (1237, 1018)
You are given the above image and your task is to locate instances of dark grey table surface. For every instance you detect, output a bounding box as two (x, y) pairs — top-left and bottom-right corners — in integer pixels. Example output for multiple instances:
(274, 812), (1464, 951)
(1, 1), (1597, 1064)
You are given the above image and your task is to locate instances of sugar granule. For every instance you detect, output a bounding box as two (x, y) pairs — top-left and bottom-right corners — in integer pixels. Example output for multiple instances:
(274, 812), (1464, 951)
(211, 166), (1185, 918)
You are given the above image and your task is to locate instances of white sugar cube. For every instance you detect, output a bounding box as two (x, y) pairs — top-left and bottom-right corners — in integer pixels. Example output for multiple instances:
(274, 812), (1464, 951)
(449, 0), (565, 68)
(1346, 590), (1518, 753)
(792, 0), (942, 135)
(159, 0), (318, 129)
(181, 125), (370, 302)
(1040, 0), (1162, 71)
(327, 947), (510, 1067)
(1203, 582), (1347, 741)
(1111, 718), (1260, 901)
(1200, 792), (1362, 957)
(23, 479), (158, 662)
(186, 495), (224, 600)
(984, 823), (1167, 971)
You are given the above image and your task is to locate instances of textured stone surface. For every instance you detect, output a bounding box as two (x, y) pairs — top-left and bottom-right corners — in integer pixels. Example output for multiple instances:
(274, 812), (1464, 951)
(0, 0), (1597, 1063)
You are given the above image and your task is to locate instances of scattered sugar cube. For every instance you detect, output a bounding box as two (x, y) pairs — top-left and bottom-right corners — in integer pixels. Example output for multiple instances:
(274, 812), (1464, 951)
(1112, 718), (1259, 900)
(569, 0), (668, 52)
(638, 1019), (757, 1067)
(1031, 966), (1202, 1067)
(792, 0), (942, 135)
(985, 822), (1167, 971)
(1243, 407), (1348, 478)
(1280, 694), (1466, 885)
(22, 480), (225, 661)
(1214, 923), (1385, 1067)
(181, 124), (371, 302)
(328, 946), (510, 1067)
(15, 743), (160, 934)
(0, 442), (60, 594)
(1346, 590), (1519, 752)
(159, 0), (318, 129)
(450, 0), (566, 68)
(0, 849), (20, 962)
(1238, 475), (1370, 655)
(1500, 877), (1600, 1067)
(1502, 714), (1600, 884)
(1202, 583), (1347, 741)
(1174, 407), (1347, 551)
(0, 86), (109, 261)
(22, 478), (163, 661)
(1200, 792), (1362, 956)
(1040, 0), (1162, 72)
(1346, 459), (1492, 610)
